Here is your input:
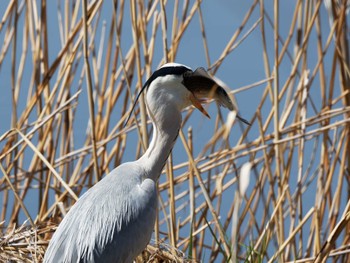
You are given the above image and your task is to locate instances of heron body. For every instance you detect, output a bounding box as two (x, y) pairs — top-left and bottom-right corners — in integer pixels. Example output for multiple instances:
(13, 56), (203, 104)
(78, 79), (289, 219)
(44, 63), (235, 263)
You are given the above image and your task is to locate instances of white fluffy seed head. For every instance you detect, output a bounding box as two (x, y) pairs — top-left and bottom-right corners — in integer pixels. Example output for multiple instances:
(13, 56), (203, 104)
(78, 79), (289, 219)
(239, 162), (251, 197)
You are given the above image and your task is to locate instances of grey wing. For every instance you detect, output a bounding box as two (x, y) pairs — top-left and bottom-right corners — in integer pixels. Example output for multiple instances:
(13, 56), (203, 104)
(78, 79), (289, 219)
(44, 163), (157, 263)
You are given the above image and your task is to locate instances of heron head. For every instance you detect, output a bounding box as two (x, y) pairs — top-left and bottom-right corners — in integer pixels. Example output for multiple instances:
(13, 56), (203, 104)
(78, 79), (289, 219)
(125, 63), (235, 125)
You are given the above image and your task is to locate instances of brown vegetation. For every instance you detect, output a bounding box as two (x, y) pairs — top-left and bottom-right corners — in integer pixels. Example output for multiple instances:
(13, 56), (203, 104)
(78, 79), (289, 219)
(1, 0), (349, 262)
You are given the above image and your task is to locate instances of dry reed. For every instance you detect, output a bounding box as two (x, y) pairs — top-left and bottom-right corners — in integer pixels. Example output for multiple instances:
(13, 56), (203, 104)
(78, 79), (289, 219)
(1, 0), (350, 262)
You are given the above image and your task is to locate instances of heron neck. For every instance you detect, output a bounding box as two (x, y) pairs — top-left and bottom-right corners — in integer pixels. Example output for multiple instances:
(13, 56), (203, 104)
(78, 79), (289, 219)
(138, 110), (182, 182)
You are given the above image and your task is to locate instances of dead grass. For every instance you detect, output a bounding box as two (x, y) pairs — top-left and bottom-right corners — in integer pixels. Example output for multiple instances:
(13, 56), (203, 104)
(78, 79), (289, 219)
(1, 0), (350, 262)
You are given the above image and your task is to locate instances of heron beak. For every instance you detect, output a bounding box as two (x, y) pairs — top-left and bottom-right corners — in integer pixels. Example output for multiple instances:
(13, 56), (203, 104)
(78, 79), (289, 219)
(189, 92), (210, 118)
(183, 67), (251, 126)
(183, 67), (234, 111)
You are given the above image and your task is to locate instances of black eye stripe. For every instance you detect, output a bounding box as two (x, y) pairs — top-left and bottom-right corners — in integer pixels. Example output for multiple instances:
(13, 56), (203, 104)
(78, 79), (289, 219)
(144, 66), (192, 89)
(137, 66), (192, 104)
(124, 65), (192, 126)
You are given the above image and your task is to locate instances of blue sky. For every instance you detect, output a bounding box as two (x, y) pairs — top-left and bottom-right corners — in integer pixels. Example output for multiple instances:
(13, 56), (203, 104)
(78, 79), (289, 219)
(0, 1), (348, 261)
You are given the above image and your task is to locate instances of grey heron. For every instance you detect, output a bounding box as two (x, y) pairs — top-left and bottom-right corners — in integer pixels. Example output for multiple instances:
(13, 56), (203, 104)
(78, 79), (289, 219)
(44, 63), (242, 263)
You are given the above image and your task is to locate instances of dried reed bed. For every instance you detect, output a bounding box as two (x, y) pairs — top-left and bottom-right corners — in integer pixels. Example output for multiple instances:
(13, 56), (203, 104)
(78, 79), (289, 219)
(1, 0), (350, 262)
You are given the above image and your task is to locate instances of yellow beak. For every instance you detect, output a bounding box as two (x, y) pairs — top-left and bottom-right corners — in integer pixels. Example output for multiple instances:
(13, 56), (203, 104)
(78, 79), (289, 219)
(189, 93), (210, 119)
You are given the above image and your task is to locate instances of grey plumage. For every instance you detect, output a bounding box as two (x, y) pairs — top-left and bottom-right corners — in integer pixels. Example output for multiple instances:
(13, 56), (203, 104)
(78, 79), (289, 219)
(44, 63), (236, 263)
(44, 163), (157, 263)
